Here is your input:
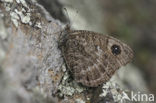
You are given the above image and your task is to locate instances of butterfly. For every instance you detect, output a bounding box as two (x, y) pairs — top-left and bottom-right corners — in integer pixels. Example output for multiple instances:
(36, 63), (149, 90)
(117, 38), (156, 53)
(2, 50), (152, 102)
(60, 30), (133, 87)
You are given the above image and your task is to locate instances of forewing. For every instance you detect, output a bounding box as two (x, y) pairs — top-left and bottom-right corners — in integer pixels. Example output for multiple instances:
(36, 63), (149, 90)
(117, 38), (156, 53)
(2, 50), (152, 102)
(61, 30), (133, 87)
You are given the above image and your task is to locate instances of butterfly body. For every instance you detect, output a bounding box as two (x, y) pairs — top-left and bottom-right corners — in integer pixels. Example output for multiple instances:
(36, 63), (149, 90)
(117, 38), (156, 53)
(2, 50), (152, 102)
(60, 30), (133, 87)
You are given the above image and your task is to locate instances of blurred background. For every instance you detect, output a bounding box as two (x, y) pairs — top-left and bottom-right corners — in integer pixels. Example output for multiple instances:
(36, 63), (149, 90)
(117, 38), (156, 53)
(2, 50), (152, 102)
(38, 0), (156, 97)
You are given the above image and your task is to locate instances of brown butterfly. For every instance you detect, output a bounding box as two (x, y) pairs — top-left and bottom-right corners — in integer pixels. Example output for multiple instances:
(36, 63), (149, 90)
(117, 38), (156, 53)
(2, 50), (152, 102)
(60, 30), (133, 87)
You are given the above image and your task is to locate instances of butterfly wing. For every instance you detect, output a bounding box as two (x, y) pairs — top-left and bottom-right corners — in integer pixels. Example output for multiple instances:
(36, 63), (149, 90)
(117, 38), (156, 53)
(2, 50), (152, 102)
(61, 30), (133, 87)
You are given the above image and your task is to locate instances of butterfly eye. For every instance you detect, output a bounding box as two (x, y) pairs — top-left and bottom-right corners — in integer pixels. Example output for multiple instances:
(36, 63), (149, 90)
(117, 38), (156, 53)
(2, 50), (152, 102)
(111, 44), (121, 55)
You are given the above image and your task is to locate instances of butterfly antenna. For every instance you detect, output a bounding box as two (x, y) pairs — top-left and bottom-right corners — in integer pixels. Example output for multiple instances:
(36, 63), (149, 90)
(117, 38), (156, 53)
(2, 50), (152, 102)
(63, 8), (71, 29)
